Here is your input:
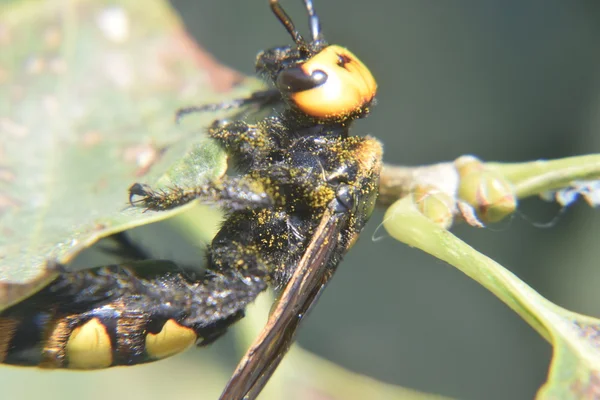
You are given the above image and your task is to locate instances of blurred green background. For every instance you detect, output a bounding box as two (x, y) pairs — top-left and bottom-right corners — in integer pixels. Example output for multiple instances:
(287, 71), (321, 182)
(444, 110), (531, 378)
(3, 1), (600, 399)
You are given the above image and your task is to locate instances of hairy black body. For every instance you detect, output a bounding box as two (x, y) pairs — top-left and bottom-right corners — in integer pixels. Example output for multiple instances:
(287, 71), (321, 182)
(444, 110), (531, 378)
(0, 1), (382, 398)
(132, 109), (380, 307)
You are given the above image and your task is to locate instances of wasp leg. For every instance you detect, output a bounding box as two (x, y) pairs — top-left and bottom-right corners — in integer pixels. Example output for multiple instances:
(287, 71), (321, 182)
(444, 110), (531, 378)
(128, 177), (272, 212)
(175, 89), (281, 123)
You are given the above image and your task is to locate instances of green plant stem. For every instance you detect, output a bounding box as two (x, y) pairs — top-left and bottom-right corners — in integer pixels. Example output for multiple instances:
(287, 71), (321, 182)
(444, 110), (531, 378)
(487, 154), (600, 198)
(384, 197), (552, 342)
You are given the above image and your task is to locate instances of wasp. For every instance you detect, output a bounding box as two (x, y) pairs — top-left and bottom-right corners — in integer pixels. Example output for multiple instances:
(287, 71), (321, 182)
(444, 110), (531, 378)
(0, 0), (381, 398)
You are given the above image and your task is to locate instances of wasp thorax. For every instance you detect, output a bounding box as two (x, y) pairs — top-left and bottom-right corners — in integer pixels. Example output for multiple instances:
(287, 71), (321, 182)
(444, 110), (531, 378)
(275, 45), (377, 120)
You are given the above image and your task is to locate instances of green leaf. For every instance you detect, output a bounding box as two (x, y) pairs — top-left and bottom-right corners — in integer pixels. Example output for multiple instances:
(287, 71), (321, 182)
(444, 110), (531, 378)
(0, 0), (262, 309)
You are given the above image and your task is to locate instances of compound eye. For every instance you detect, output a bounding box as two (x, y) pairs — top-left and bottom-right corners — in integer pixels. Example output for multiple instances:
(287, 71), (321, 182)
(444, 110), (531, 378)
(278, 45), (377, 120)
(276, 67), (328, 93)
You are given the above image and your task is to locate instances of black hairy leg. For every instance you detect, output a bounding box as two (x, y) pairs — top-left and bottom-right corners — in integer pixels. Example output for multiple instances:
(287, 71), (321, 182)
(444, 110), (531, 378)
(175, 89), (282, 123)
(128, 177), (273, 212)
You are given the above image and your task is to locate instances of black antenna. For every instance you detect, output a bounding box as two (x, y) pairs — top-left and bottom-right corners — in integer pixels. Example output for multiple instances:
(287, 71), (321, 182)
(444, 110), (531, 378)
(270, 0), (306, 47)
(303, 0), (323, 43)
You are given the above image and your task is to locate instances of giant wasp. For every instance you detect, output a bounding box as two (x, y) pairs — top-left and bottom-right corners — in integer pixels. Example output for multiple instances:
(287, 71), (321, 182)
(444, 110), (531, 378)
(0, 0), (381, 398)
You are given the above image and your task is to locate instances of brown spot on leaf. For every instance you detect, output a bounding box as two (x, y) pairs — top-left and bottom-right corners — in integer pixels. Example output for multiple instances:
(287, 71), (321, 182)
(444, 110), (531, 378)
(0, 65), (7, 84)
(2, 227), (14, 237)
(9, 85), (25, 103)
(0, 167), (15, 183)
(0, 23), (11, 46)
(82, 131), (103, 147)
(0, 117), (28, 138)
(0, 193), (20, 214)
(168, 28), (243, 92)
(93, 223), (107, 231)
(122, 142), (166, 177)
(44, 26), (62, 49)
(93, 177), (109, 193)
(25, 56), (46, 75)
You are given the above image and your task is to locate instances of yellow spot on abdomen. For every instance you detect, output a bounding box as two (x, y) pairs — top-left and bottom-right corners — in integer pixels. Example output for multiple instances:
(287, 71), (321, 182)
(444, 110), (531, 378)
(145, 319), (197, 360)
(66, 318), (113, 369)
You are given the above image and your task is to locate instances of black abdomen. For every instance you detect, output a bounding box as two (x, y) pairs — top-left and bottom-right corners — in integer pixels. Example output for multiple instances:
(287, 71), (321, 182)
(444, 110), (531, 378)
(0, 263), (258, 369)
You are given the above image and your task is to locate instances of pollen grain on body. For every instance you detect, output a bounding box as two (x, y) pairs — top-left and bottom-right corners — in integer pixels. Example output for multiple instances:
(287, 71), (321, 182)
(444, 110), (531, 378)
(3, 2), (383, 398)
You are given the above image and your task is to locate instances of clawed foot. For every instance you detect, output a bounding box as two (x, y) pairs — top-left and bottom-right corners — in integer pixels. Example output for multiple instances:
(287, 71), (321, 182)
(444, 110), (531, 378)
(128, 183), (155, 207)
(128, 183), (183, 211)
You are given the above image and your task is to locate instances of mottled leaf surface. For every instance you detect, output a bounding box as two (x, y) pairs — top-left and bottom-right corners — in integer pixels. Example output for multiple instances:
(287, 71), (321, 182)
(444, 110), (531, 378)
(0, 0), (261, 307)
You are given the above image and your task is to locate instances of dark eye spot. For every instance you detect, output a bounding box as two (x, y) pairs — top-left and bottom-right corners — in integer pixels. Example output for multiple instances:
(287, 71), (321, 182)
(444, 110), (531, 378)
(336, 54), (352, 69)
